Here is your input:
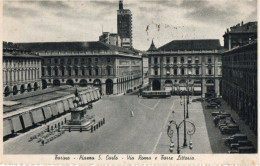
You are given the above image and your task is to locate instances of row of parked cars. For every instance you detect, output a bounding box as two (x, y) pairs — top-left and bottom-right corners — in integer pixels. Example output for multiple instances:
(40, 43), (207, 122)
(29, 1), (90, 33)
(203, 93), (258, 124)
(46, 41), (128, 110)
(208, 98), (256, 153)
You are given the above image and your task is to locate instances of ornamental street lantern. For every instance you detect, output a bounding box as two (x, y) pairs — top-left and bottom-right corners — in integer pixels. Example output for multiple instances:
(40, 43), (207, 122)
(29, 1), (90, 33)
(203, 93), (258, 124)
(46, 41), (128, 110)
(167, 119), (196, 154)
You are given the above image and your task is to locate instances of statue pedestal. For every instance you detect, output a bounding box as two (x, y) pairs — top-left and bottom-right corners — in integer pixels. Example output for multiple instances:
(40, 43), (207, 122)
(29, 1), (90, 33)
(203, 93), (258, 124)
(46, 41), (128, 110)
(63, 105), (95, 131)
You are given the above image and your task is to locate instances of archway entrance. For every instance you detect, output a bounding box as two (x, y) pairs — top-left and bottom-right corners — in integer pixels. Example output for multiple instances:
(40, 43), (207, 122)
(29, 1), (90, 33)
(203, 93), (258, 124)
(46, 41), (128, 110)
(34, 82), (38, 91)
(13, 86), (18, 95)
(42, 80), (47, 89)
(27, 84), (32, 92)
(79, 79), (88, 87)
(66, 79), (74, 87)
(53, 79), (60, 86)
(206, 79), (215, 97)
(105, 79), (113, 95)
(20, 84), (25, 94)
(4, 87), (10, 97)
(152, 80), (161, 90)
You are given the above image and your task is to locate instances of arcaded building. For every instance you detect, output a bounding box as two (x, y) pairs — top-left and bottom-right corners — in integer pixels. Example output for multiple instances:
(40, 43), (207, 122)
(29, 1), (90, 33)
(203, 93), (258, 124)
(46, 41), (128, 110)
(16, 41), (142, 95)
(222, 21), (257, 134)
(147, 39), (222, 97)
(3, 42), (42, 97)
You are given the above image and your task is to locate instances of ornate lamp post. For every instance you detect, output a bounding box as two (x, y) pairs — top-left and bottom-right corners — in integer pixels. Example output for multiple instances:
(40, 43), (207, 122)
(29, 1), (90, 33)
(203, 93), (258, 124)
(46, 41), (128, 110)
(167, 119), (196, 154)
(186, 81), (190, 119)
(180, 91), (187, 147)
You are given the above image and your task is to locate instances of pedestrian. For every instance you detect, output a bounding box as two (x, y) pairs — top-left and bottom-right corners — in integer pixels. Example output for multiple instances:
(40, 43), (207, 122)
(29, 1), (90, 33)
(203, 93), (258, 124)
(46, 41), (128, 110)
(41, 138), (45, 146)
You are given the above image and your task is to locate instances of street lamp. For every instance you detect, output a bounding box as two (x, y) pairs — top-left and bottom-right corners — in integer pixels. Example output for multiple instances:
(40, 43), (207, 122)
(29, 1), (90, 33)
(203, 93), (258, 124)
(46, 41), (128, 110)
(186, 81), (190, 119)
(180, 90), (187, 147)
(167, 119), (196, 154)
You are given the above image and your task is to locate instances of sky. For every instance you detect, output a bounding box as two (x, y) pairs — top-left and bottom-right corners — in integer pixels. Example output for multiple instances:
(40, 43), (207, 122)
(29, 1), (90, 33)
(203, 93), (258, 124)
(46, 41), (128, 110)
(3, 0), (258, 51)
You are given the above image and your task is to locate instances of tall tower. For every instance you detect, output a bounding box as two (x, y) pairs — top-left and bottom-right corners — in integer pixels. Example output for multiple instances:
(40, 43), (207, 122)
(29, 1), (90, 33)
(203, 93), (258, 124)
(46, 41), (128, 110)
(117, 0), (132, 49)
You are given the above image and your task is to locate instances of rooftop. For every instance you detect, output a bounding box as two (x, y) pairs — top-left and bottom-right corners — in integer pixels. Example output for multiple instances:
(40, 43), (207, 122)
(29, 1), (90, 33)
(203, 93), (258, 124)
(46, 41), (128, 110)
(15, 41), (136, 55)
(158, 39), (221, 51)
(224, 21), (257, 35)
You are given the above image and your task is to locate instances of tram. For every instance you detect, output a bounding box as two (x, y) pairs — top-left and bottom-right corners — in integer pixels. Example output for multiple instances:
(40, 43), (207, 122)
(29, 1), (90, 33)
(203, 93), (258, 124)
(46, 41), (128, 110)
(142, 90), (171, 98)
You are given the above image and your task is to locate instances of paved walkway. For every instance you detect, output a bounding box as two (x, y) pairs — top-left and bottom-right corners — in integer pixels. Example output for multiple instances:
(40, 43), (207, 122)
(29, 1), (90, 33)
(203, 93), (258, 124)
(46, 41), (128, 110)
(153, 96), (212, 154)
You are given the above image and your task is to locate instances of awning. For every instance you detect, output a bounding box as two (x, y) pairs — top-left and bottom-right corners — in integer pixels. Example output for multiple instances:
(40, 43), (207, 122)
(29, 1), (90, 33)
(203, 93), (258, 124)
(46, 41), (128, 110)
(22, 112), (32, 128)
(31, 109), (44, 123)
(86, 93), (91, 102)
(56, 102), (64, 113)
(11, 116), (23, 132)
(93, 91), (98, 100)
(96, 90), (101, 98)
(90, 92), (94, 101)
(43, 106), (52, 119)
(82, 94), (88, 104)
(62, 99), (70, 111)
(68, 98), (74, 109)
(194, 87), (202, 91)
(3, 119), (12, 137)
(50, 104), (58, 116)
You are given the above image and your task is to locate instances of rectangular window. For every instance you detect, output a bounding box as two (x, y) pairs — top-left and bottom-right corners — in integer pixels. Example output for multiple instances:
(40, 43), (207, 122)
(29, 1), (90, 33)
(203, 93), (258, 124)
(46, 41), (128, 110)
(174, 68), (177, 75)
(166, 68), (170, 75)
(208, 68), (212, 75)
(181, 68), (184, 75)
(155, 70), (158, 75)
(154, 57), (158, 64)
(74, 58), (78, 65)
(81, 58), (85, 64)
(188, 57), (192, 63)
(60, 59), (64, 64)
(67, 58), (71, 64)
(82, 69), (85, 76)
(174, 57), (177, 63)
(89, 69), (92, 76)
(54, 58), (58, 64)
(95, 68), (98, 75)
(68, 69), (71, 76)
(88, 58), (92, 64)
(75, 68), (78, 76)
(166, 57), (170, 63)
(196, 68), (199, 75)
(208, 57), (212, 63)
(107, 58), (111, 63)
(107, 68), (111, 76)
(95, 58), (98, 63)
(181, 57), (184, 63)
(48, 59), (51, 64)
(195, 57), (199, 63)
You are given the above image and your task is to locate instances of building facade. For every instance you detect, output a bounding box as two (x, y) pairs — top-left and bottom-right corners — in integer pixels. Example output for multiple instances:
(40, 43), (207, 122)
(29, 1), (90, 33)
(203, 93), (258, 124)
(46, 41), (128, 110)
(99, 32), (122, 47)
(222, 22), (257, 134)
(142, 54), (149, 86)
(117, 0), (132, 49)
(3, 42), (42, 97)
(223, 21), (257, 50)
(147, 39), (222, 97)
(16, 41), (142, 95)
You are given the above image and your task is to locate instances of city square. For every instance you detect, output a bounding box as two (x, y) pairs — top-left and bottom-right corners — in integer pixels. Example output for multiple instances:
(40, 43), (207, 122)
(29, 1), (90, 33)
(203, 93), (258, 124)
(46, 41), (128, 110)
(2, 0), (258, 159)
(4, 91), (257, 154)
